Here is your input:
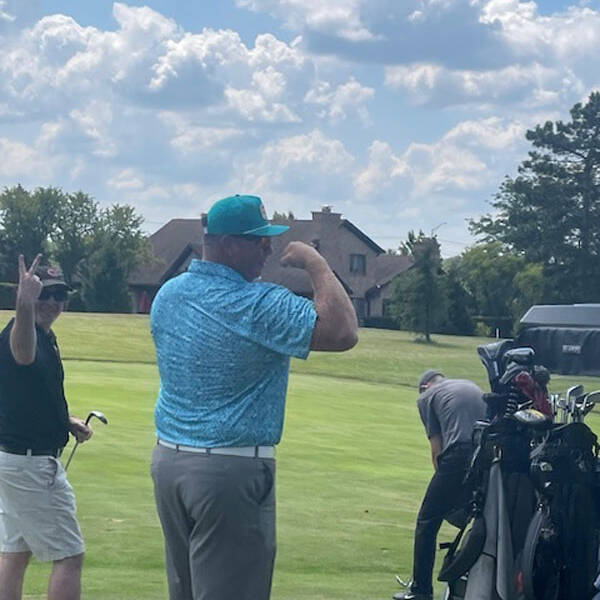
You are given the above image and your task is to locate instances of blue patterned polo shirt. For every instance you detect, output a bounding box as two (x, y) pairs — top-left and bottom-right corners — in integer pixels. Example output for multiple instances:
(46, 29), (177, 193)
(151, 259), (317, 447)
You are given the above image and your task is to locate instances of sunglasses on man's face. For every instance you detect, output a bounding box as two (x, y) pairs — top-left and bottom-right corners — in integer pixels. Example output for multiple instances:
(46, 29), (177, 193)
(38, 288), (69, 302)
(230, 235), (271, 248)
(230, 234), (263, 244)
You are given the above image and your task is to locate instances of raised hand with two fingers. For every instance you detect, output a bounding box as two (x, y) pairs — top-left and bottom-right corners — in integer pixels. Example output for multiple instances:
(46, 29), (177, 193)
(16, 253), (43, 306)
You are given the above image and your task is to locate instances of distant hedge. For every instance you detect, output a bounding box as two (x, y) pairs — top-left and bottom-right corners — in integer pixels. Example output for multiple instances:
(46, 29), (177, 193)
(0, 283), (16, 310)
(363, 316), (402, 330)
(0, 284), (89, 312)
(66, 289), (87, 312)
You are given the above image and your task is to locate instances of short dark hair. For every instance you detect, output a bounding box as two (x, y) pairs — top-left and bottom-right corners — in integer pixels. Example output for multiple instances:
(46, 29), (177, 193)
(418, 369), (444, 391)
(202, 234), (223, 246)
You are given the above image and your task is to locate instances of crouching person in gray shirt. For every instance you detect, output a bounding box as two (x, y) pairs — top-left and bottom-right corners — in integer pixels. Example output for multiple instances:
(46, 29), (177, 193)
(394, 371), (486, 600)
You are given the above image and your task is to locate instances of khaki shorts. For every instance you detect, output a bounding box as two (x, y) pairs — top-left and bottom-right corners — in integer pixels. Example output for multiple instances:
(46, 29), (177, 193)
(0, 450), (85, 562)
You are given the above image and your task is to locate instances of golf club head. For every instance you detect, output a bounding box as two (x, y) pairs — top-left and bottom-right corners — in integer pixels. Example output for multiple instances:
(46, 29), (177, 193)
(566, 385), (584, 402)
(532, 365), (551, 387)
(477, 339), (514, 391)
(566, 385), (584, 418)
(503, 347), (535, 367)
(582, 391), (600, 417)
(85, 410), (108, 426)
(499, 361), (528, 386)
(572, 394), (586, 422)
(585, 390), (600, 404)
(513, 408), (553, 429)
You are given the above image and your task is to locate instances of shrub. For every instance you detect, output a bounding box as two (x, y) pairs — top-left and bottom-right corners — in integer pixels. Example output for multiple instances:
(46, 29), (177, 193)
(474, 321), (491, 337)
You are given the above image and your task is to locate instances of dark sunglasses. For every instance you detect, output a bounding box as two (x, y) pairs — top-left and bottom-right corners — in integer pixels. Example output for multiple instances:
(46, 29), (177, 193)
(39, 288), (69, 302)
(230, 235), (271, 248)
(230, 234), (264, 244)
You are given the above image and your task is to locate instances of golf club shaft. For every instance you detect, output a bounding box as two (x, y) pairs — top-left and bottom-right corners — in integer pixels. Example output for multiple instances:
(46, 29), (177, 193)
(63, 440), (80, 471)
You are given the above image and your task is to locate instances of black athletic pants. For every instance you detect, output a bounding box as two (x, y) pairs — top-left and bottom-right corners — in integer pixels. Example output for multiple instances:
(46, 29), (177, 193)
(411, 443), (472, 596)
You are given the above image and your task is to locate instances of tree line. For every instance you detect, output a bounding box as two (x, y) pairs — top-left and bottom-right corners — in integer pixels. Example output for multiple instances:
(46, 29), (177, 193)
(388, 91), (600, 340)
(0, 185), (148, 312)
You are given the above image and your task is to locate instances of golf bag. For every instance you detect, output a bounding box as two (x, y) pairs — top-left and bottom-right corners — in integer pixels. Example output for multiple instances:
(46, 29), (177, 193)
(523, 421), (599, 599)
(439, 340), (600, 600)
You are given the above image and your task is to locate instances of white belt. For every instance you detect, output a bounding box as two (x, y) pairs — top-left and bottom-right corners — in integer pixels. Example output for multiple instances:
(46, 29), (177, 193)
(157, 438), (275, 459)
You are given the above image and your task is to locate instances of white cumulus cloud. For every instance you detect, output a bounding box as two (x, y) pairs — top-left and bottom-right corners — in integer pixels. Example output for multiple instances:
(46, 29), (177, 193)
(108, 169), (145, 191)
(354, 141), (409, 198)
(0, 137), (50, 178)
(0, 0), (15, 22)
(237, 0), (373, 41)
(240, 0), (600, 115)
(385, 62), (586, 109)
(238, 129), (355, 196)
(305, 77), (374, 123)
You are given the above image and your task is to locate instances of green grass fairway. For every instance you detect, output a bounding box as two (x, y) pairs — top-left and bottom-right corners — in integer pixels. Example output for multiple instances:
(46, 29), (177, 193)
(0, 311), (598, 599)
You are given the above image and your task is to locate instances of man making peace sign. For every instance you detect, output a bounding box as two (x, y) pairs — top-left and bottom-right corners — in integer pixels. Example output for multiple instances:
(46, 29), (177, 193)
(0, 255), (93, 600)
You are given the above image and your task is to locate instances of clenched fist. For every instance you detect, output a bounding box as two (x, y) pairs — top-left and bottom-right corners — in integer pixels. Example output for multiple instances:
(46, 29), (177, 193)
(280, 241), (325, 271)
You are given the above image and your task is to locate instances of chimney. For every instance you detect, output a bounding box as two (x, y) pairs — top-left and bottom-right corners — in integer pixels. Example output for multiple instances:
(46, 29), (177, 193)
(312, 206), (341, 222)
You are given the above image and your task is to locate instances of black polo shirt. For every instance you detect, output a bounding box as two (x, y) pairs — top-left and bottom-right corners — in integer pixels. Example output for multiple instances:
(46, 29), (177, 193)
(0, 319), (70, 449)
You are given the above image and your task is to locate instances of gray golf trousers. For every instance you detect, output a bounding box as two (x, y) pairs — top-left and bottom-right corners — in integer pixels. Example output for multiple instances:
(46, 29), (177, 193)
(151, 444), (276, 600)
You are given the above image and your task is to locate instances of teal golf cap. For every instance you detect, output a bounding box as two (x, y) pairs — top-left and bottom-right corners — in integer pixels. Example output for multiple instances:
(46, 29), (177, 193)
(206, 194), (289, 236)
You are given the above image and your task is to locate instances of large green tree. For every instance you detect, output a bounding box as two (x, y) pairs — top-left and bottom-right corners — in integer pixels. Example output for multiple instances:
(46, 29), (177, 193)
(470, 92), (600, 302)
(79, 244), (133, 313)
(438, 260), (475, 336)
(271, 210), (295, 224)
(79, 204), (149, 313)
(455, 242), (526, 335)
(392, 231), (443, 342)
(0, 185), (148, 313)
(0, 185), (62, 280)
(51, 191), (100, 286)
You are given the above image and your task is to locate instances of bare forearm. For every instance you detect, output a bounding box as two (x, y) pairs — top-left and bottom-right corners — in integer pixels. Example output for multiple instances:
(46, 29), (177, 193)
(429, 434), (442, 471)
(279, 241), (357, 351)
(10, 299), (37, 365)
(306, 256), (358, 351)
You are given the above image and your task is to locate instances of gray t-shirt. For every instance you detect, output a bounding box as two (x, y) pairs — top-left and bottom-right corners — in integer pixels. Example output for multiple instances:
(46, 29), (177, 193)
(417, 378), (486, 454)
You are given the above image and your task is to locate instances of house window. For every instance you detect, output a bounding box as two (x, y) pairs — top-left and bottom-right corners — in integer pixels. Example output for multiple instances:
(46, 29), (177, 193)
(349, 254), (366, 275)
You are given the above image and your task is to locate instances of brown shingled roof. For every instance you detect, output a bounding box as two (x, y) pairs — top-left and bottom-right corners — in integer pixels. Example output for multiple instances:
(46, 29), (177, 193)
(130, 215), (410, 298)
(370, 253), (413, 290)
(130, 219), (204, 285)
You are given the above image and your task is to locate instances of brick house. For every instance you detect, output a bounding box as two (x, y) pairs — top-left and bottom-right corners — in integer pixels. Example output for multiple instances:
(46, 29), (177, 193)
(129, 207), (411, 321)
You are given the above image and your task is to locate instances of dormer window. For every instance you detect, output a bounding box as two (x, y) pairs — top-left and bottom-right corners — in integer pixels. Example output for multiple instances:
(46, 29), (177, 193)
(350, 254), (366, 275)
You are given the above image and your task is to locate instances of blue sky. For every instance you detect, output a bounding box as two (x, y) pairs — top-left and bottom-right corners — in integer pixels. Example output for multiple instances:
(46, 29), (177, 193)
(1, 0), (598, 256)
